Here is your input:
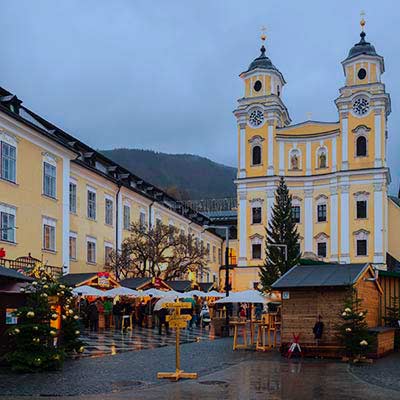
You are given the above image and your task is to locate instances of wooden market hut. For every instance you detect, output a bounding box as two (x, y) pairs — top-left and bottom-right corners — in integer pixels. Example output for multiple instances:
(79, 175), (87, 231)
(271, 263), (394, 357)
(59, 272), (119, 289)
(0, 266), (33, 356)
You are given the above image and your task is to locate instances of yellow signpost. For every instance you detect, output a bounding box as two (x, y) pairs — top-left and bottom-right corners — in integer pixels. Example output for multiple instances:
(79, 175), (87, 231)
(157, 302), (198, 381)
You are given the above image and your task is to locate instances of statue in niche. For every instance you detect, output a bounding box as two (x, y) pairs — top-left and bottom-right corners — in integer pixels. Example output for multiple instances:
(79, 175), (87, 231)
(319, 151), (327, 168)
(291, 152), (299, 170)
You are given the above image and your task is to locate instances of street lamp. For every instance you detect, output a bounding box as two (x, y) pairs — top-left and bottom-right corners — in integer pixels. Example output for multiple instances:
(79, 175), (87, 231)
(203, 224), (231, 336)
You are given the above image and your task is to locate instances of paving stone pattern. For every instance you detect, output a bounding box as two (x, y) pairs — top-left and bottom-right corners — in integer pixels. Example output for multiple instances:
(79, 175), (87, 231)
(79, 325), (215, 357)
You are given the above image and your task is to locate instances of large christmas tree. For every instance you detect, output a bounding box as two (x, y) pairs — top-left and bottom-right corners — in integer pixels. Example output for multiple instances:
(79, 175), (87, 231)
(6, 263), (84, 372)
(260, 176), (300, 291)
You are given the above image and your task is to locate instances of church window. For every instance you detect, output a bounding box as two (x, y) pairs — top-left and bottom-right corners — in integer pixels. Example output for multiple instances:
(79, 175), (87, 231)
(277, 85), (280, 96)
(357, 68), (367, 80)
(252, 207), (262, 224)
(317, 242), (327, 258)
(253, 80), (262, 92)
(252, 244), (262, 259)
(356, 200), (367, 219)
(291, 206), (300, 223)
(356, 136), (367, 156)
(289, 149), (301, 170)
(252, 145), (261, 165)
(354, 229), (369, 256)
(317, 204), (327, 222)
(352, 97), (370, 116)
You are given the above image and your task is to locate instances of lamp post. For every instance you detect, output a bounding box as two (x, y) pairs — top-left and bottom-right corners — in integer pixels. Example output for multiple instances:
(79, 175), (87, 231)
(204, 224), (231, 336)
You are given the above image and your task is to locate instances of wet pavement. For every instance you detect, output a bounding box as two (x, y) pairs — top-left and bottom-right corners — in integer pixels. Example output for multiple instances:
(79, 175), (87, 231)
(1, 337), (399, 399)
(80, 325), (215, 357)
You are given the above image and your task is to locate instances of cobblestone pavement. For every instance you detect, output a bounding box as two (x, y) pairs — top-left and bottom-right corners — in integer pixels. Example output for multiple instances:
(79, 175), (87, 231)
(1, 340), (399, 399)
(349, 352), (400, 392)
(80, 325), (215, 357)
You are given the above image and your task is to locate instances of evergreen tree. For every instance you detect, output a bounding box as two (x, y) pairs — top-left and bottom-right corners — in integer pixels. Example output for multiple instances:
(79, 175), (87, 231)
(6, 263), (84, 372)
(337, 288), (374, 361)
(260, 176), (300, 291)
(383, 296), (400, 349)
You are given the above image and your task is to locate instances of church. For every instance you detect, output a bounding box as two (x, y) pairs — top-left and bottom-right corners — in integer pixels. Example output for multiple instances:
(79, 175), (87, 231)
(232, 19), (400, 290)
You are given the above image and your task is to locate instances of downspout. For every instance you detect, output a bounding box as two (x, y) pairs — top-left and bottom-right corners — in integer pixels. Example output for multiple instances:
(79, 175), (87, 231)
(115, 181), (122, 280)
(146, 201), (154, 277)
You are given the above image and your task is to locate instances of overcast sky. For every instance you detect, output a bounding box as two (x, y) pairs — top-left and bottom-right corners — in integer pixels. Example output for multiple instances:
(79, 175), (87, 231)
(0, 1), (399, 193)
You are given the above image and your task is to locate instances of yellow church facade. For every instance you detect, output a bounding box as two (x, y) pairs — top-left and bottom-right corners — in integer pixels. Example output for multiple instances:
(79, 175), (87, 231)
(0, 88), (223, 283)
(233, 24), (400, 290)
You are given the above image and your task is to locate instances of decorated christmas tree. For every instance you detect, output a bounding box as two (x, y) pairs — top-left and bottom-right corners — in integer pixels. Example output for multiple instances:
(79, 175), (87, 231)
(6, 263), (84, 372)
(260, 176), (301, 291)
(337, 288), (374, 361)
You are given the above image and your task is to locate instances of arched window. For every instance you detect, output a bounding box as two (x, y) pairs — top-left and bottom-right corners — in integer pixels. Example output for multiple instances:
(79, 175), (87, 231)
(356, 136), (367, 157)
(252, 145), (261, 165)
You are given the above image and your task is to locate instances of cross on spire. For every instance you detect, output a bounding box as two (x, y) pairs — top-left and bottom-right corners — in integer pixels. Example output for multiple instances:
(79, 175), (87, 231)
(360, 10), (366, 31)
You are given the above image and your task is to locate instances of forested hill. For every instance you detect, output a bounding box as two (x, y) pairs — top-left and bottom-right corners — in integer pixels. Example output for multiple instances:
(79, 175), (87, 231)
(100, 148), (236, 200)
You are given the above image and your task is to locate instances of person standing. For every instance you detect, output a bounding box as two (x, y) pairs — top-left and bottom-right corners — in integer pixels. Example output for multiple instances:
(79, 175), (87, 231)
(158, 307), (170, 335)
(88, 301), (99, 332)
(103, 298), (113, 329)
(112, 301), (123, 330)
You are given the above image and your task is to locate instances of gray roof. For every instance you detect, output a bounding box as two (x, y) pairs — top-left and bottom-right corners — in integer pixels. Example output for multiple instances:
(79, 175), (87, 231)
(389, 196), (400, 208)
(120, 277), (151, 290)
(245, 45), (279, 73)
(272, 263), (369, 289)
(0, 266), (33, 282)
(165, 280), (192, 292)
(58, 273), (97, 287)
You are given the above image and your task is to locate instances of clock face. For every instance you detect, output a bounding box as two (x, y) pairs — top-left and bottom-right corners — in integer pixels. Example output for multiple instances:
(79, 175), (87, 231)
(352, 97), (370, 116)
(248, 109), (264, 127)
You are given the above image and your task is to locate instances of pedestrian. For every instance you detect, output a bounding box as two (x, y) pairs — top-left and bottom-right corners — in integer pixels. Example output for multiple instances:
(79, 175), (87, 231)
(103, 298), (113, 329)
(88, 301), (99, 332)
(200, 301), (211, 328)
(122, 301), (133, 332)
(313, 315), (324, 346)
(112, 301), (123, 330)
(194, 297), (202, 327)
(158, 307), (170, 335)
(255, 303), (263, 321)
(138, 300), (146, 328)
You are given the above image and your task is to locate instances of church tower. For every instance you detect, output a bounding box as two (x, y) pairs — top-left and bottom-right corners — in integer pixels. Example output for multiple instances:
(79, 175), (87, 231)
(234, 32), (291, 181)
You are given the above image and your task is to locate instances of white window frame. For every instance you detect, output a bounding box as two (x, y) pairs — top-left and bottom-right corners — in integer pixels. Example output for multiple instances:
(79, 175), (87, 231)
(0, 135), (17, 183)
(69, 231), (77, 261)
(105, 195), (113, 226)
(354, 191), (369, 220)
(104, 241), (113, 266)
(86, 236), (97, 264)
(42, 216), (56, 252)
(315, 194), (328, 223)
(314, 232), (329, 258)
(123, 203), (131, 230)
(43, 156), (57, 199)
(0, 203), (16, 243)
(69, 180), (77, 214)
(139, 210), (146, 228)
(250, 234), (263, 260)
(87, 186), (97, 220)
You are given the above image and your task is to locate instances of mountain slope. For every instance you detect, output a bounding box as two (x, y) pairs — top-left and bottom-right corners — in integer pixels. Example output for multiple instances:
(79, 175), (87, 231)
(100, 148), (236, 200)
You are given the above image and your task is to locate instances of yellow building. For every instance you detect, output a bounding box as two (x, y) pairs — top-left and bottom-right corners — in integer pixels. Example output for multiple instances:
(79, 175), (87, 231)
(0, 89), (223, 284)
(234, 23), (400, 290)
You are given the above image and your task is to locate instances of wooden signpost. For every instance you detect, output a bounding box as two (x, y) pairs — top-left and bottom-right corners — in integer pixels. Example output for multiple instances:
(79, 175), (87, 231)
(157, 302), (198, 381)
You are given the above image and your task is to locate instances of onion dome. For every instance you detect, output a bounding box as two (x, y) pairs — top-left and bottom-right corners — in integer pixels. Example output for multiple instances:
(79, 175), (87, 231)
(346, 31), (379, 61)
(245, 45), (279, 73)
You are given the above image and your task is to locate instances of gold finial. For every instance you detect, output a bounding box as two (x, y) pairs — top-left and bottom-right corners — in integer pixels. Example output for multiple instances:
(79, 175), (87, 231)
(260, 25), (267, 42)
(360, 10), (366, 31)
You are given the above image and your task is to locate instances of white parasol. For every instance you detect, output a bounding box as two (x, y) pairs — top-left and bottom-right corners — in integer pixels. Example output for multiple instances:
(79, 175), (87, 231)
(214, 289), (273, 304)
(184, 290), (206, 298)
(153, 295), (180, 311)
(207, 290), (226, 298)
(72, 285), (104, 297)
(103, 287), (140, 297)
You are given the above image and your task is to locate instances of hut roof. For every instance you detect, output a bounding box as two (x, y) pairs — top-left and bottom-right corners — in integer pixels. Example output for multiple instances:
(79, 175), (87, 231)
(0, 266), (33, 282)
(272, 263), (370, 289)
(120, 277), (151, 290)
(59, 273), (97, 287)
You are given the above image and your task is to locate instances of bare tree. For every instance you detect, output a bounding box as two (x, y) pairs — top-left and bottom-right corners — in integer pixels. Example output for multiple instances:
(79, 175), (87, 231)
(106, 222), (209, 280)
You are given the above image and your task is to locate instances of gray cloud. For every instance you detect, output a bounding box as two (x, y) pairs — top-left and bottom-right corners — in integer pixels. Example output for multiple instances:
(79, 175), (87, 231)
(0, 0), (398, 192)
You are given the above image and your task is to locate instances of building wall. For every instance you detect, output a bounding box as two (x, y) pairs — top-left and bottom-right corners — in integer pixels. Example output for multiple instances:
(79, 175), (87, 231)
(234, 39), (391, 291)
(388, 198), (400, 261)
(0, 110), (222, 282)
